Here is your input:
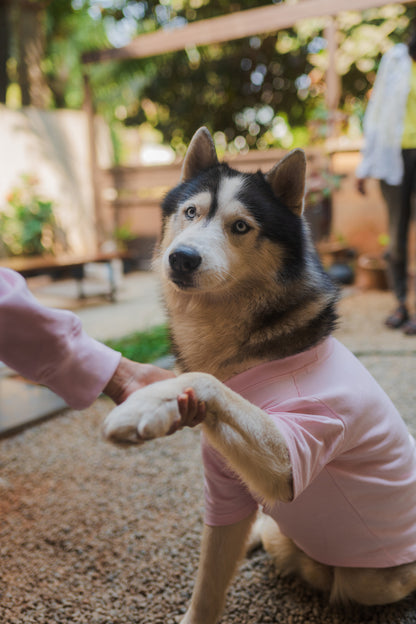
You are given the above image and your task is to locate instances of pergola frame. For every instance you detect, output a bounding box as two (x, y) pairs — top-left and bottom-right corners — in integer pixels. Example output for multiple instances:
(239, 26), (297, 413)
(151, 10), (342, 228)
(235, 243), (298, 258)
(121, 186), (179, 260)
(83, 0), (415, 63)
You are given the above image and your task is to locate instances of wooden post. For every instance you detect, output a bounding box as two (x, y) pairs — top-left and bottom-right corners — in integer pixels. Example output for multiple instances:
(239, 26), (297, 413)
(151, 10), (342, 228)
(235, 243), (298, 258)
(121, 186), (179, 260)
(15, 0), (50, 108)
(324, 16), (341, 138)
(83, 73), (104, 247)
(0, 0), (10, 103)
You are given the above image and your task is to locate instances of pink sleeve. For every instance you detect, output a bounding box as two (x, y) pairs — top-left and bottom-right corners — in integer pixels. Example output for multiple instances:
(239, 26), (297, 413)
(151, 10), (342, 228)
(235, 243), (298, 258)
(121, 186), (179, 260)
(201, 433), (258, 526)
(266, 398), (346, 499)
(0, 268), (121, 409)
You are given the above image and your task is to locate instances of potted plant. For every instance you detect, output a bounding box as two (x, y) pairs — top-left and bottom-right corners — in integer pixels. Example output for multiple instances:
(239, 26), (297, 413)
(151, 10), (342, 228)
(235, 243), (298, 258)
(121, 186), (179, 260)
(0, 175), (57, 257)
(114, 225), (157, 273)
(356, 235), (390, 290)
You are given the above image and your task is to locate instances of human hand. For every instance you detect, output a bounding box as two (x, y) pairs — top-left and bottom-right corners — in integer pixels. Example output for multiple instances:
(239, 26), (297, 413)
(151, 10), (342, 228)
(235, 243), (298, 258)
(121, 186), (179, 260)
(103, 356), (175, 405)
(103, 375), (208, 444)
(173, 387), (206, 433)
(356, 177), (366, 195)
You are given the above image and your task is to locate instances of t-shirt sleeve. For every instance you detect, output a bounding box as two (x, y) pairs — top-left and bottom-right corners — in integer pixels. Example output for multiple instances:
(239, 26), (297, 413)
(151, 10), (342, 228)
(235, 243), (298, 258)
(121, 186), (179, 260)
(0, 268), (121, 409)
(201, 433), (258, 526)
(265, 398), (346, 500)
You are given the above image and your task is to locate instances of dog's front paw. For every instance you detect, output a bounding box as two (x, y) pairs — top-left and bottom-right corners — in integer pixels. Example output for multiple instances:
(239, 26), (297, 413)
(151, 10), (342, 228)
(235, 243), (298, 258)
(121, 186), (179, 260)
(103, 383), (182, 445)
(103, 377), (208, 445)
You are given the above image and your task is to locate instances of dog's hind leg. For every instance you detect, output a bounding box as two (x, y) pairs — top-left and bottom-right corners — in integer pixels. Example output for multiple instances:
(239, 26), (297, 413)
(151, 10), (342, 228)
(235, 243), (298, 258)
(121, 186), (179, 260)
(332, 563), (416, 605)
(254, 518), (416, 606)
(249, 514), (333, 594)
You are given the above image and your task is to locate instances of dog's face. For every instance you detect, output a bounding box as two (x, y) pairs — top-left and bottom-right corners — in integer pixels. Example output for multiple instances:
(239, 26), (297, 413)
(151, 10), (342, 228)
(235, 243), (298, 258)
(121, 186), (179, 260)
(159, 127), (307, 295)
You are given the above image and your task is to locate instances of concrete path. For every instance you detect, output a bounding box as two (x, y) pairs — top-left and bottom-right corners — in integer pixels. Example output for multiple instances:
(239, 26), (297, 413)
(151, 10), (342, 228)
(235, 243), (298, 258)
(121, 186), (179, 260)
(28, 269), (167, 341)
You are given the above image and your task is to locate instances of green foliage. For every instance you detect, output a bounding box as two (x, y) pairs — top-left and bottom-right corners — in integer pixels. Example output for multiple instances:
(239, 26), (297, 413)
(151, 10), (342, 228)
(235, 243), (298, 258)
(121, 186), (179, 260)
(130, 2), (416, 150)
(105, 324), (171, 363)
(14, 2), (416, 153)
(114, 224), (137, 243)
(306, 169), (343, 207)
(44, 0), (113, 109)
(0, 175), (56, 257)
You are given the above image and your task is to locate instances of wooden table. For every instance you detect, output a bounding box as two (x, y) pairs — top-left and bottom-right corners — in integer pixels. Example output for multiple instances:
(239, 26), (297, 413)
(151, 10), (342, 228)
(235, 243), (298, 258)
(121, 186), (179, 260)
(0, 252), (123, 301)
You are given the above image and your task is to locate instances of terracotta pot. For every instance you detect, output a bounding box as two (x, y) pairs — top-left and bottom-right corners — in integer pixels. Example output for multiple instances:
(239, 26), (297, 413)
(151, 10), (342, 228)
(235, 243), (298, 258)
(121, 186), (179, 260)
(355, 254), (389, 290)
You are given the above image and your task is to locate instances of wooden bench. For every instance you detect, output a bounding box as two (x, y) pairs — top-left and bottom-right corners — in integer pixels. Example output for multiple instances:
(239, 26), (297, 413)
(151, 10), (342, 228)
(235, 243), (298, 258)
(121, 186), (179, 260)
(0, 252), (122, 301)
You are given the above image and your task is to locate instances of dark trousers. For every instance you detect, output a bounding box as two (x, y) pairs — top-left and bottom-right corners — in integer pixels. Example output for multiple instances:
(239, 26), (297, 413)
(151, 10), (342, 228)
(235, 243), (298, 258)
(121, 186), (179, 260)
(380, 148), (416, 304)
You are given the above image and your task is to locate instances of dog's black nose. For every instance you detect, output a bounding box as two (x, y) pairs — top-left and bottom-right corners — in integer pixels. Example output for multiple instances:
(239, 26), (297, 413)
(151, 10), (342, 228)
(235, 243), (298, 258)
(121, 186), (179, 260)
(169, 246), (202, 274)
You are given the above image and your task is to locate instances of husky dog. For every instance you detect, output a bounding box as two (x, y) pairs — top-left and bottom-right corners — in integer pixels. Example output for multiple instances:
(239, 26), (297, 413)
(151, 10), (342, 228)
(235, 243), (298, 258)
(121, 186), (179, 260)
(104, 127), (416, 623)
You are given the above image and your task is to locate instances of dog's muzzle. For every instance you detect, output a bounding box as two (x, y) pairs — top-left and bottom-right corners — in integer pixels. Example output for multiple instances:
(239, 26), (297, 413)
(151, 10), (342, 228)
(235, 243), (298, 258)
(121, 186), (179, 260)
(169, 246), (202, 287)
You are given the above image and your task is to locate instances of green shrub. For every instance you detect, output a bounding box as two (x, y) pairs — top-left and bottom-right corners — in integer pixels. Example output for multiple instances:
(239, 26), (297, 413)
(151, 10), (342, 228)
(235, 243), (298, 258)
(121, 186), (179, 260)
(105, 324), (171, 363)
(1, 175), (56, 256)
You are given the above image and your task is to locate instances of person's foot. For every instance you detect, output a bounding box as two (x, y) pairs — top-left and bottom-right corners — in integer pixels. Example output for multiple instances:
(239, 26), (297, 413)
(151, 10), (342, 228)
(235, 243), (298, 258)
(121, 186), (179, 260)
(385, 305), (409, 329)
(402, 316), (416, 335)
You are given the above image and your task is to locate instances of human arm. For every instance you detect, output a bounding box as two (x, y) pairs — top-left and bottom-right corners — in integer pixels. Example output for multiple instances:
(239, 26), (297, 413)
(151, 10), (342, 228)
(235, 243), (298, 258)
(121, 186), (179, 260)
(0, 268), (174, 409)
(103, 356), (174, 405)
(356, 177), (366, 195)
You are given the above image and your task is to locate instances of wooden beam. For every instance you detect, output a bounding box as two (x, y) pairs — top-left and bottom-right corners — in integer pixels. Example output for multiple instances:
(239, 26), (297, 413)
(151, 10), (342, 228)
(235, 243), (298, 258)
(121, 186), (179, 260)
(83, 73), (105, 244)
(325, 16), (341, 113)
(83, 0), (414, 64)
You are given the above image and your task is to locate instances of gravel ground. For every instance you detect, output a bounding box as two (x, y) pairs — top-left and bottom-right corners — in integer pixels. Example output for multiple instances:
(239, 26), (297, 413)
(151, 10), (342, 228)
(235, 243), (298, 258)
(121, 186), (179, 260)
(2, 290), (416, 623)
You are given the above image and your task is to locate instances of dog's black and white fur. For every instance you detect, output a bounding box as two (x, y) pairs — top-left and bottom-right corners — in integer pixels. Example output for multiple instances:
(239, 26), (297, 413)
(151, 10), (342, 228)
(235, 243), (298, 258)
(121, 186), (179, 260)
(104, 128), (416, 624)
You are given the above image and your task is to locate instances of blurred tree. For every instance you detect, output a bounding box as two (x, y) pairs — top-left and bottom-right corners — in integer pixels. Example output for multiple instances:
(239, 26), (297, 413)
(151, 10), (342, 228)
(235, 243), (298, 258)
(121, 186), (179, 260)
(126, 2), (416, 151)
(0, 0), (10, 103)
(2, 0), (53, 107)
(2, 1), (416, 153)
(16, 1), (51, 107)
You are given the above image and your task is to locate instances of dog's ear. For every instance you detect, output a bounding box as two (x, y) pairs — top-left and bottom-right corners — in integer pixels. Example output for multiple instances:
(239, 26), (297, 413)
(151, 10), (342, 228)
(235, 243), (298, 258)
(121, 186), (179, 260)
(180, 127), (219, 182)
(265, 149), (306, 216)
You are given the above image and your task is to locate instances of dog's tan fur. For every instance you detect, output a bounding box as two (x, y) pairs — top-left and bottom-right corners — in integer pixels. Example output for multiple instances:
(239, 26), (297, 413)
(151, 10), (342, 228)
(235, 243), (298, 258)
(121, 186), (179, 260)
(104, 128), (416, 623)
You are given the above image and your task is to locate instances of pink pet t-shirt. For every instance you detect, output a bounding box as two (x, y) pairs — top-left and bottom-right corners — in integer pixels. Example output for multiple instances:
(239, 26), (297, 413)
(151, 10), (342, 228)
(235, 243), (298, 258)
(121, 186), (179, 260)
(202, 337), (416, 568)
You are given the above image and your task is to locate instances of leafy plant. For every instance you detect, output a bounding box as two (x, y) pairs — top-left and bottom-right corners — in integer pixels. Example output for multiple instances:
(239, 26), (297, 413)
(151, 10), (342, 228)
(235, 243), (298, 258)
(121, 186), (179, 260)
(114, 224), (137, 244)
(305, 168), (342, 207)
(0, 175), (56, 256)
(4, 1), (416, 156)
(105, 324), (171, 364)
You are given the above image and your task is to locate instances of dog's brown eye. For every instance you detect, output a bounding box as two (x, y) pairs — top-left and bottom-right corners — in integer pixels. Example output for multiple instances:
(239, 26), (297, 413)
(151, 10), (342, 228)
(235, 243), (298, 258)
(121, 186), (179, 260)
(185, 206), (197, 220)
(232, 220), (251, 234)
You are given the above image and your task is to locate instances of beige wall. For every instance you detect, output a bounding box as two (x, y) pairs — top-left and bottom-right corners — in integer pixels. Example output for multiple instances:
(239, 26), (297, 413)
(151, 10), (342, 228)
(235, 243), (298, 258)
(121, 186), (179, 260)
(116, 205), (162, 238)
(0, 106), (112, 255)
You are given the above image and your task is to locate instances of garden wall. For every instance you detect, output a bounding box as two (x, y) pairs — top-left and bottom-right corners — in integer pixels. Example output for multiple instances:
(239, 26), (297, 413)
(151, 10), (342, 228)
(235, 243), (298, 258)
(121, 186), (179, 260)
(0, 106), (404, 262)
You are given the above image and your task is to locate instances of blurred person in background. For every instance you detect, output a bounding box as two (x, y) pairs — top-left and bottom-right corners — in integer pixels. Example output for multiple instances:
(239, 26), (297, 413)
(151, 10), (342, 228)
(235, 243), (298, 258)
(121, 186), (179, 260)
(356, 32), (416, 334)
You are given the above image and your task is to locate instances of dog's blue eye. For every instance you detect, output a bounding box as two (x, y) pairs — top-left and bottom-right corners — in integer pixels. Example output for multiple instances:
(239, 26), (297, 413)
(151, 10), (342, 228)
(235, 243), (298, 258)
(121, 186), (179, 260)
(185, 206), (197, 220)
(232, 220), (251, 234)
